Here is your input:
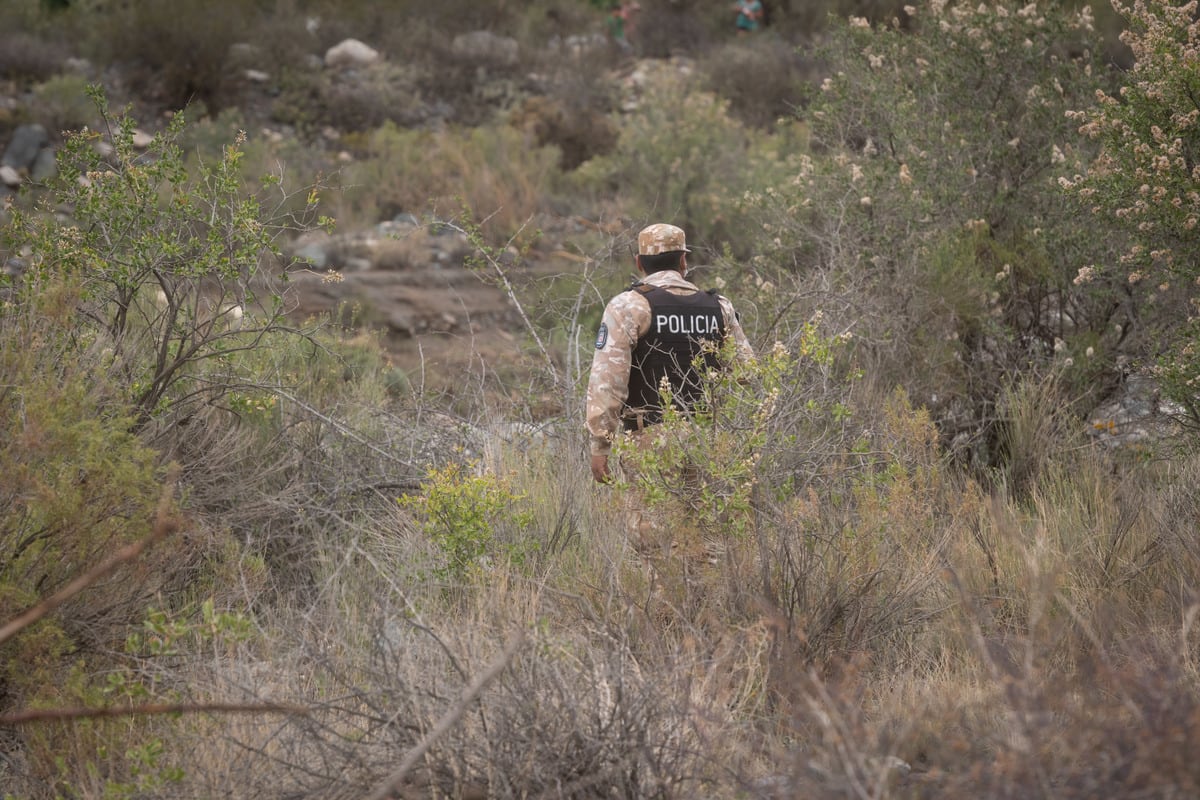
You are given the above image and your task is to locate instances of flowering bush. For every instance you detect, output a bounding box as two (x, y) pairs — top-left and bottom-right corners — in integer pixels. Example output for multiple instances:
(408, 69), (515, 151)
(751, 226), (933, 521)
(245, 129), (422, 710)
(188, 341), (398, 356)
(1063, 0), (1200, 419)
(738, 0), (1120, 457)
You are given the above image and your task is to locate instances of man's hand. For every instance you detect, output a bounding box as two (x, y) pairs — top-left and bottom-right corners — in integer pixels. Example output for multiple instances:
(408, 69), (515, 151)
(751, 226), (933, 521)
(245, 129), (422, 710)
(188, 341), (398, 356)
(590, 454), (611, 484)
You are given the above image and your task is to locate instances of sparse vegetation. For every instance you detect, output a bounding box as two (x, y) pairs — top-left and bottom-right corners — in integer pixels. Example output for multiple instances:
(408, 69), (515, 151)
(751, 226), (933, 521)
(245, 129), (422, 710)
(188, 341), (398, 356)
(2, 1), (1200, 799)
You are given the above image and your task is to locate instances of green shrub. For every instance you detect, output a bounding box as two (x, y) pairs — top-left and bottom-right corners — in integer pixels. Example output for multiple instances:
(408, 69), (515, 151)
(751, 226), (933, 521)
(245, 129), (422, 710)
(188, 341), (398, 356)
(741, 1), (1117, 461)
(94, 0), (251, 112)
(339, 121), (561, 241)
(271, 62), (428, 136)
(0, 87), (384, 597)
(0, 31), (70, 84)
(573, 68), (764, 254)
(5, 88), (327, 435)
(399, 461), (537, 582)
(180, 109), (336, 227)
(0, 265), (197, 797)
(31, 73), (95, 134)
(699, 33), (813, 129)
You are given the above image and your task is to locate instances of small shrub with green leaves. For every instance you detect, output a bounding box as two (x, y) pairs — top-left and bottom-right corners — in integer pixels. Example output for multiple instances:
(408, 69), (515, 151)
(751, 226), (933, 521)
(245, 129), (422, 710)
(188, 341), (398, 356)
(611, 320), (862, 622)
(614, 337), (789, 540)
(0, 302), (167, 700)
(399, 461), (537, 582)
(30, 73), (96, 134)
(0, 275), (202, 797)
(700, 34), (813, 130)
(4, 87), (328, 437)
(0, 31), (69, 84)
(573, 68), (763, 253)
(91, 0), (250, 112)
(341, 120), (560, 241)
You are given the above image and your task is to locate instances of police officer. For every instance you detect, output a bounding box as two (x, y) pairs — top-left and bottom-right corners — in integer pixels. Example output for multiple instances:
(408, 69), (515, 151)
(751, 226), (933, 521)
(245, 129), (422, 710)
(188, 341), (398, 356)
(586, 223), (755, 483)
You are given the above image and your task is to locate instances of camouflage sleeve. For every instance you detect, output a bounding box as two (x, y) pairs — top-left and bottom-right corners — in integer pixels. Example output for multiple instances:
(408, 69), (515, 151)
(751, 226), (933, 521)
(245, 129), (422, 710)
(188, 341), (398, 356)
(718, 296), (755, 363)
(585, 292), (647, 456)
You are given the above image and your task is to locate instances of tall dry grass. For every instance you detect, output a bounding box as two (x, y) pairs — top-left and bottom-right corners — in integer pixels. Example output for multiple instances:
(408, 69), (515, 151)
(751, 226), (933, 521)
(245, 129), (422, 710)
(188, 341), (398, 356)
(14, 373), (1200, 798)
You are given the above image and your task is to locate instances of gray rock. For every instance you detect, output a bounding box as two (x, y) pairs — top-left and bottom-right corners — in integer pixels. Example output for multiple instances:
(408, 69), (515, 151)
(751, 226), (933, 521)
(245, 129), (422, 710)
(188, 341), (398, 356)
(31, 147), (57, 182)
(3, 254), (27, 278)
(293, 242), (329, 270)
(2, 124), (49, 171)
(0, 166), (21, 188)
(1088, 374), (1184, 448)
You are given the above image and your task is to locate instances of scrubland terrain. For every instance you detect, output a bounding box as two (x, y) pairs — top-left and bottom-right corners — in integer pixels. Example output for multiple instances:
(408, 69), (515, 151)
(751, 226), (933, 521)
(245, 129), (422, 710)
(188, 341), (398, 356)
(3, 0), (1200, 798)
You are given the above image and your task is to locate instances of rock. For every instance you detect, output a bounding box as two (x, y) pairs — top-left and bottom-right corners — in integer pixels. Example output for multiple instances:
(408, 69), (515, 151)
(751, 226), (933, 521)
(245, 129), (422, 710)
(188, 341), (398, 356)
(294, 244), (329, 270)
(451, 31), (520, 67)
(291, 231), (333, 270)
(1088, 374), (1184, 448)
(0, 165), (21, 187)
(243, 69), (271, 84)
(31, 147), (57, 182)
(324, 38), (381, 70)
(2, 124), (48, 170)
(132, 130), (154, 149)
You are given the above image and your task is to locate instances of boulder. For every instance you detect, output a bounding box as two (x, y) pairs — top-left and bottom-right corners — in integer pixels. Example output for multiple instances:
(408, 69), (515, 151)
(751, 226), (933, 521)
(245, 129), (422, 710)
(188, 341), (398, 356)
(1088, 374), (1184, 448)
(2, 124), (49, 171)
(324, 38), (381, 70)
(31, 147), (57, 182)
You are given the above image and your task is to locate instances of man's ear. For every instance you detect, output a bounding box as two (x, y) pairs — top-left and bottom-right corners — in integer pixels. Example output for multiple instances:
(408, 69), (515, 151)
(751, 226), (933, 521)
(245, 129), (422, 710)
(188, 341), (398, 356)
(679, 253), (687, 277)
(635, 254), (646, 274)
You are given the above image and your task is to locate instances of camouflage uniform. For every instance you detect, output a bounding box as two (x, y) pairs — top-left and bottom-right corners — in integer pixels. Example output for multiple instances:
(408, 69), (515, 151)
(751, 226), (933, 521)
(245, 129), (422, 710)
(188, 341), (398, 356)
(585, 224), (754, 459)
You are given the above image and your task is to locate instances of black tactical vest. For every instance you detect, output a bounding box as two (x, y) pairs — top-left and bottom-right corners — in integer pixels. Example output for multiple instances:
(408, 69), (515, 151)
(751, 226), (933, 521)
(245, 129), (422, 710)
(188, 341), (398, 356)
(625, 283), (726, 430)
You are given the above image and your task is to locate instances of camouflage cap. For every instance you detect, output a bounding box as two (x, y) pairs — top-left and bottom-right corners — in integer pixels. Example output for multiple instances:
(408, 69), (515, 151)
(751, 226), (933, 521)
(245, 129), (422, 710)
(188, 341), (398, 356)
(637, 223), (691, 256)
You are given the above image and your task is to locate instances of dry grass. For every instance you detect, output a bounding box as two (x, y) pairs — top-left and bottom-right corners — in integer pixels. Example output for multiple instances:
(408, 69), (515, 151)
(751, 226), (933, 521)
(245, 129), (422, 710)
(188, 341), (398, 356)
(11, 382), (1200, 799)
(335, 122), (560, 244)
(230, 401), (1200, 800)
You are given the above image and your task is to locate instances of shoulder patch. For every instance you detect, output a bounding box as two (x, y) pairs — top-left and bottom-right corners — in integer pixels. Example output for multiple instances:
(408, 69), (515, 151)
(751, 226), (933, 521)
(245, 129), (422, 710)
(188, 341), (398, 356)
(595, 323), (608, 349)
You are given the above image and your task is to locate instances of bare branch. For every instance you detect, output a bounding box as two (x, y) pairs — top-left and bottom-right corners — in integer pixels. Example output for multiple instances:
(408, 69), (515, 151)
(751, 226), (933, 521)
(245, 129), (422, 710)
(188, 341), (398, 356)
(364, 628), (526, 800)
(0, 701), (306, 727)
